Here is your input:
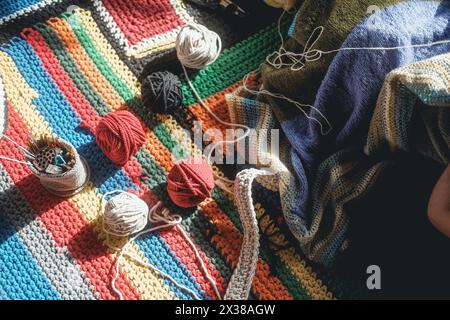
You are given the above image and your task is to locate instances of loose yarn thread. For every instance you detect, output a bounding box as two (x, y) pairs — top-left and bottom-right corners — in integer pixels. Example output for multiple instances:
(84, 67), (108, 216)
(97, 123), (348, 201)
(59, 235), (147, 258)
(101, 190), (222, 300)
(175, 23), (251, 193)
(95, 111), (146, 166)
(142, 71), (183, 113)
(250, 10), (450, 135)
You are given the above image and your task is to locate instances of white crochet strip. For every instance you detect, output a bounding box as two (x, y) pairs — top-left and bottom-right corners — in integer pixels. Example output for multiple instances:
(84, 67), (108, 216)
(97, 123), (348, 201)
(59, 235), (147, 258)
(0, 74), (6, 135)
(92, 0), (195, 57)
(0, 0), (62, 26)
(224, 168), (273, 300)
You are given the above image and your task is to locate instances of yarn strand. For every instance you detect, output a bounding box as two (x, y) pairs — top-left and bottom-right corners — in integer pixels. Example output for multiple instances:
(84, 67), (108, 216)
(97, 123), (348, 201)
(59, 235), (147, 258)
(176, 24), (252, 191)
(101, 191), (221, 300)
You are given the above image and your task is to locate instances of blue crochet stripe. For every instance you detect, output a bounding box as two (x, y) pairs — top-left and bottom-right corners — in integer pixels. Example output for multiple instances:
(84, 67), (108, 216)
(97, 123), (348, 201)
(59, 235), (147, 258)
(288, 11), (299, 38)
(0, 0), (43, 18)
(242, 97), (261, 129)
(0, 214), (60, 300)
(2, 38), (206, 300)
(0, 282), (9, 300)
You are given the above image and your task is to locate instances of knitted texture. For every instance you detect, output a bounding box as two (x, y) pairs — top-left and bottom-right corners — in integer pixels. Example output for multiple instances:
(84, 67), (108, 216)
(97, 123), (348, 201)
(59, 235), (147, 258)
(0, 6), (354, 300)
(261, 0), (404, 115)
(307, 52), (450, 266)
(257, 0), (450, 265)
(366, 52), (450, 163)
(225, 168), (264, 300)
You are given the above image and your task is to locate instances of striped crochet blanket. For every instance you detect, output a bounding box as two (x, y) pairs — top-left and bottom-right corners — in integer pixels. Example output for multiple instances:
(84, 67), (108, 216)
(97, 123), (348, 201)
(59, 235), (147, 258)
(0, 1), (356, 300)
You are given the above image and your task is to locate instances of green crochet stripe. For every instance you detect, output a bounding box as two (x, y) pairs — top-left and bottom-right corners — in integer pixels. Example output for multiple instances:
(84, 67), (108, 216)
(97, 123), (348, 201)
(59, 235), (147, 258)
(259, 244), (310, 300)
(65, 14), (134, 102)
(181, 18), (289, 105)
(35, 23), (110, 116)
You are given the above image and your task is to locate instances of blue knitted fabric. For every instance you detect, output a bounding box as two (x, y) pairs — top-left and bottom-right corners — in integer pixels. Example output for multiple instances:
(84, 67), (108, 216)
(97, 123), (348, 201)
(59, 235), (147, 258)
(282, 0), (450, 226)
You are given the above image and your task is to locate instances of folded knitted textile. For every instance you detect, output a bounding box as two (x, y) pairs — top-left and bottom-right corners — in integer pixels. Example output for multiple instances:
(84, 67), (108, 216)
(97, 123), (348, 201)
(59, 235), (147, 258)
(366, 52), (450, 163)
(91, 0), (197, 58)
(261, 0), (404, 113)
(310, 51), (450, 266)
(242, 0), (450, 265)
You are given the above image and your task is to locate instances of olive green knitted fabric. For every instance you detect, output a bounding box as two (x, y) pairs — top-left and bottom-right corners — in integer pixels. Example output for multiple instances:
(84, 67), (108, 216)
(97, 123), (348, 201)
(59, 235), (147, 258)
(261, 0), (405, 120)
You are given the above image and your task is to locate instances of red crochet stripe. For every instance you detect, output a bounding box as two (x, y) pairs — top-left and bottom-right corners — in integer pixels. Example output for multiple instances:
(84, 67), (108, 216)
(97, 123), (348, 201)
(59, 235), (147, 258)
(102, 0), (184, 46)
(0, 104), (140, 300)
(22, 28), (100, 131)
(23, 28), (144, 189)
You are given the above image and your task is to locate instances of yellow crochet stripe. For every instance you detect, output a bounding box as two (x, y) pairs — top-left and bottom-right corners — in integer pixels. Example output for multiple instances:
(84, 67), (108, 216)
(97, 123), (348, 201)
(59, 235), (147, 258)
(254, 203), (334, 300)
(156, 113), (333, 300)
(0, 52), (174, 300)
(71, 183), (174, 300)
(77, 9), (141, 96)
(132, 37), (177, 60)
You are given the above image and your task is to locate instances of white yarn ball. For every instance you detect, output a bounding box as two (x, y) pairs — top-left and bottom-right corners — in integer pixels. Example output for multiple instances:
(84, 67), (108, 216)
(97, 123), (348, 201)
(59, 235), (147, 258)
(103, 192), (149, 237)
(176, 23), (222, 69)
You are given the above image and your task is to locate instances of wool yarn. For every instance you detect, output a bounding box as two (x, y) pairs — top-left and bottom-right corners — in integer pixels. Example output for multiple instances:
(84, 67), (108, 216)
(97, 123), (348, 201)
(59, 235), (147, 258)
(95, 111), (146, 166)
(142, 71), (183, 113)
(101, 192), (207, 300)
(167, 158), (215, 208)
(102, 191), (149, 237)
(176, 23), (222, 70)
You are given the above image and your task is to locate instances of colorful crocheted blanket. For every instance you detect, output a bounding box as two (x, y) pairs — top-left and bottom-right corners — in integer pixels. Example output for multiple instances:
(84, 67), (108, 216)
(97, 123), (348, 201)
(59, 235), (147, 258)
(0, 3), (356, 300)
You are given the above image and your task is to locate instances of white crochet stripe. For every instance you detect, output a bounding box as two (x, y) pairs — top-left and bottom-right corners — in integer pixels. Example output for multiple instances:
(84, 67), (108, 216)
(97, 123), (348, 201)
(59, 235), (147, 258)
(0, 75), (6, 135)
(225, 168), (265, 300)
(0, 0), (63, 26)
(92, 0), (195, 57)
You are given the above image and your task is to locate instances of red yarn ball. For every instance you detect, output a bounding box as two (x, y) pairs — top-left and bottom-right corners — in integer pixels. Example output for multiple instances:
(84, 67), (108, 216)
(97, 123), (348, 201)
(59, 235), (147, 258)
(95, 111), (146, 166)
(167, 158), (215, 208)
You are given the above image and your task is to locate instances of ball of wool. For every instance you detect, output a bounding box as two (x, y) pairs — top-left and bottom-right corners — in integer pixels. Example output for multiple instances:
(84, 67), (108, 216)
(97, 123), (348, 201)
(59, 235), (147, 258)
(167, 157), (215, 208)
(103, 191), (149, 237)
(142, 71), (183, 113)
(176, 23), (222, 70)
(95, 111), (146, 166)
